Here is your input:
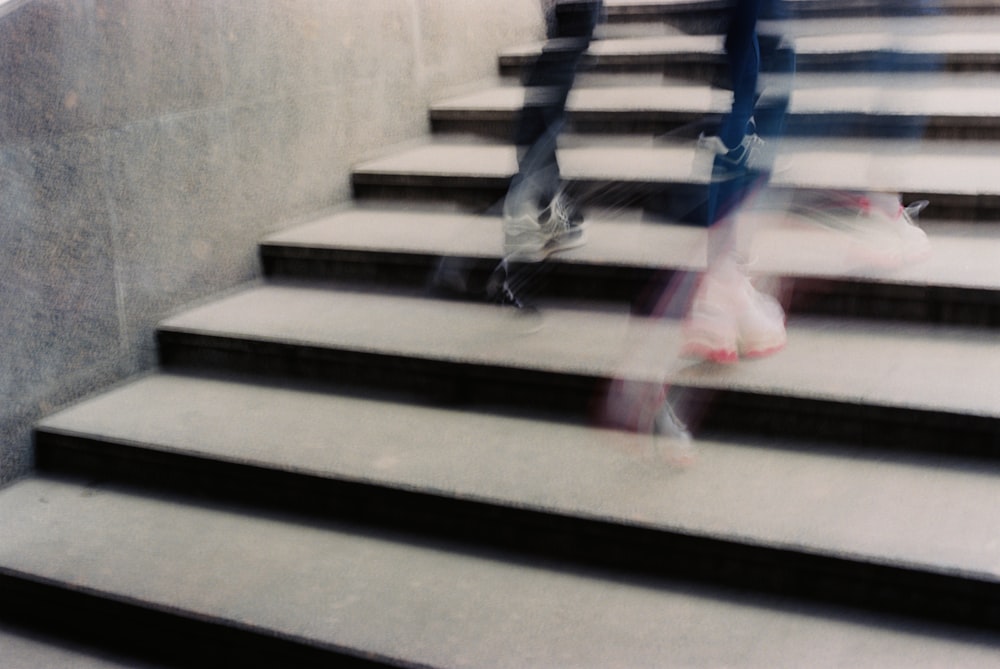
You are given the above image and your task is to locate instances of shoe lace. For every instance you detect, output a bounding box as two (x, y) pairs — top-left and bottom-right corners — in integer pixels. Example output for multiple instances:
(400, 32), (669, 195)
(542, 190), (578, 235)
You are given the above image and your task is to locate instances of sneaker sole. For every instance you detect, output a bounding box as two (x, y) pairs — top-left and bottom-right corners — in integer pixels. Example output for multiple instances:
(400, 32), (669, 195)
(680, 341), (740, 364)
(739, 340), (786, 360)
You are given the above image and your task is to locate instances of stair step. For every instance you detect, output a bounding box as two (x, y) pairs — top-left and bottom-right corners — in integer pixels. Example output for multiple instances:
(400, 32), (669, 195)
(31, 374), (1000, 626)
(500, 18), (1000, 75)
(3, 475), (1000, 667)
(430, 75), (1000, 139)
(351, 139), (1000, 219)
(155, 283), (1000, 457)
(260, 207), (1000, 327)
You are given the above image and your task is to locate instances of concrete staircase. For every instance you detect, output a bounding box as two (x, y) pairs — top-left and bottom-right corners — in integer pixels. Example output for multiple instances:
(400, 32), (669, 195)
(3, 1), (1000, 666)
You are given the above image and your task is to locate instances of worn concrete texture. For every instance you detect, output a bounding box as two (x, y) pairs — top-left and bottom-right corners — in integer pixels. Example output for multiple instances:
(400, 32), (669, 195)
(0, 0), (543, 486)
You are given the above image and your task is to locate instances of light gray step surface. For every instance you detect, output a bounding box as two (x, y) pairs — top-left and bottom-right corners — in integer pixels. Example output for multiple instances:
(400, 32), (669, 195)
(35, 371), (1000, 585)
(351, 138), (1000, 205)
(2, 475), (999, 668)
(157, 282), (1000, 419)
(262, 206), (1000, 291)
(430, 74), (1000, 128)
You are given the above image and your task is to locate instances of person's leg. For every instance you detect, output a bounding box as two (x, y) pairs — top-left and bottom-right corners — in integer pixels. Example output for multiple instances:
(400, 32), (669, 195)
(504, 1), (601, 261)
(717, 0), (763, 150)
(705, 0), (764, 264)
(683, 0), (786, 363)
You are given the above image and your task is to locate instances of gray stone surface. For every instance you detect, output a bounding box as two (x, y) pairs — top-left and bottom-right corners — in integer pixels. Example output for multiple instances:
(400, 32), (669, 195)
(0, 0), (542, 486)
(352, 137), (1000, 196)
(433, 72), (1000, 120)
(36, 371), (1000, 578)
(159, 283), (1000, 417)
(263, 206), (1000, 288)
(507, 14), (1000, 58)
(2, 476), (999, 668)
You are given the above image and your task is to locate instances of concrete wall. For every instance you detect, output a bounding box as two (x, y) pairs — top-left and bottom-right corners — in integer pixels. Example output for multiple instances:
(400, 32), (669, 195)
(0, 0), (543, 486)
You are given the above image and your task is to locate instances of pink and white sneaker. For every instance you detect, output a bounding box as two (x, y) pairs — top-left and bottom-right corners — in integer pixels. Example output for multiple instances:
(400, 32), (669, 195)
(681, 269), (786, 364)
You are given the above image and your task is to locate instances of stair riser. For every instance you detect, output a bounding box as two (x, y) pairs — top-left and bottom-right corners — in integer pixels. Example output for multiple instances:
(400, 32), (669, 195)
(603, 15), (728, 35)
(34, 430), (1000, 634)
(259, 248), (661, 307)
(351, 180), (506, 212)
(157, 330), (601, 413)
(352, 176), (1000, 222)
(431, 113), (1000, 142)
(260, 248), (1000, 329)
(0, 568), (385, 669)
(156, 330), (1000, 460)
(499, 54), (1000, 80)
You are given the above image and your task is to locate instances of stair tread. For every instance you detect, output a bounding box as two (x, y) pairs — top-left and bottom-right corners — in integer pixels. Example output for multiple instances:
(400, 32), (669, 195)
(158, 283), (1000, 418)
(352, 138), (1000, 197)
(3, 475), (999, 667)
(432, 76), (1000, 120)
(36, 371), (1000, 580)
(263, 206), (1000, 290)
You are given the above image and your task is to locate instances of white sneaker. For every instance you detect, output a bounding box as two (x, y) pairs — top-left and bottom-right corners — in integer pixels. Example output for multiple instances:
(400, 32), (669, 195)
(682, 269), (786, 364)
(503, 189), (587, 262)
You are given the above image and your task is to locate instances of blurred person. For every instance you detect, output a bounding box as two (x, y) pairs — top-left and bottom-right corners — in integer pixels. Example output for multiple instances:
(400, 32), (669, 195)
(628, 0), (796, 464)
(433, 0), (601, 306)
(501, 0), (603, 262)
(788, 0), (937, 270)
(680, 0), (794, 364)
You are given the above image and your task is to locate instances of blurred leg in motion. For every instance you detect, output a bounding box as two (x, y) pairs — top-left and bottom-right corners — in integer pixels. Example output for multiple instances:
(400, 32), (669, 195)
(502, 0), (602, 263)
(683, 0), (792, 365)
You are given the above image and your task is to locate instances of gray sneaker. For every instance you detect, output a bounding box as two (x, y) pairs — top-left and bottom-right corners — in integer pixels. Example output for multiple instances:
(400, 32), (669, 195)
(503, 189), (587, 262)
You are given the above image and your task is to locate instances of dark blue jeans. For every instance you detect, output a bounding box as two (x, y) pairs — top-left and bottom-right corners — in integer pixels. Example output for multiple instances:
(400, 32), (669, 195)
(506, 1), (602, 214)
(707, 0), (793, 229)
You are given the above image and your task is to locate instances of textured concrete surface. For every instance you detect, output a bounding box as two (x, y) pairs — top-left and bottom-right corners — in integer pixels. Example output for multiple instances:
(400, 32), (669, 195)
(2, 476), (999, 668)
(0, 0), (541, 486)
(159, 283), (1000, 417)
(353, 137), (1000, 196)
(264, 206), (1000, 288)
(433, 72), (1000, 120)
(36, 371), (1000, 578)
